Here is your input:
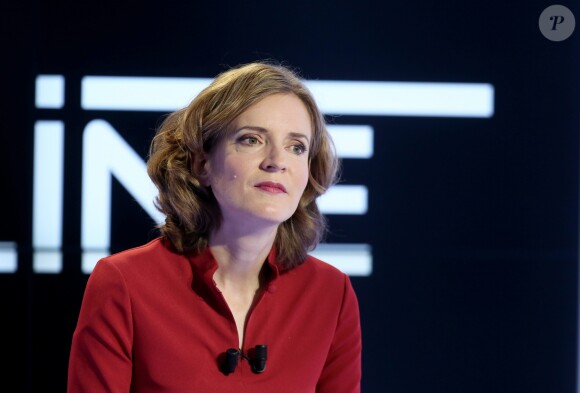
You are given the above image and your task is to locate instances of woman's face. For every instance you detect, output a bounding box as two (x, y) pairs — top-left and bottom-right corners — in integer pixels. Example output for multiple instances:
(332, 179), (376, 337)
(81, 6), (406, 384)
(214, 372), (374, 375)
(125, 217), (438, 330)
(203, 93), (312, 230)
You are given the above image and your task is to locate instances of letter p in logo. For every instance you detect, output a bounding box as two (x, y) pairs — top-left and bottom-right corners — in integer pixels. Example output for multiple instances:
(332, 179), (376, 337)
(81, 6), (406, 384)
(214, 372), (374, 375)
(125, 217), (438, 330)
(539, 5), (575, 41)
(550, 15), (565, 30)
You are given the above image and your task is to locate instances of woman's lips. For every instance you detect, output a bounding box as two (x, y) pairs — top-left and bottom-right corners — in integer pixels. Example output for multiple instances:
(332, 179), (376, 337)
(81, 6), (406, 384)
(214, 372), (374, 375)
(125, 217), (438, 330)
(255, 181), (287, 194)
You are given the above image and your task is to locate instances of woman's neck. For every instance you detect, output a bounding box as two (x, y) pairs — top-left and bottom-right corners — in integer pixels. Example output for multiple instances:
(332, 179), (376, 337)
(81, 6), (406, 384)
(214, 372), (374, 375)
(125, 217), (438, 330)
(208, 224), (278, 349)
(209, 224), (277, 289)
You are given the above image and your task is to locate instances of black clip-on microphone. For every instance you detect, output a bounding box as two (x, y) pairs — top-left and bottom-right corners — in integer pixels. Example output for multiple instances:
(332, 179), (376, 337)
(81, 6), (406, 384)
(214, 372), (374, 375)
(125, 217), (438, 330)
(221, 348), (240, 375)
(251, 344), (267, 373)
(220, 344), (268, 375)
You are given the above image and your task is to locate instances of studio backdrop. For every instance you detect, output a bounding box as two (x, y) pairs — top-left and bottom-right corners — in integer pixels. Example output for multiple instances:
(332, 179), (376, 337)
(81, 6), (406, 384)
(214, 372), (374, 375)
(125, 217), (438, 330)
(2, 0), (579, 392)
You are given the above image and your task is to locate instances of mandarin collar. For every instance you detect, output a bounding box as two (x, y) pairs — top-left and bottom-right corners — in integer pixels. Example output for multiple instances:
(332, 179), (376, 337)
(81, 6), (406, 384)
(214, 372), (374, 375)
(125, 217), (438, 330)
(187, 246), (281, 297)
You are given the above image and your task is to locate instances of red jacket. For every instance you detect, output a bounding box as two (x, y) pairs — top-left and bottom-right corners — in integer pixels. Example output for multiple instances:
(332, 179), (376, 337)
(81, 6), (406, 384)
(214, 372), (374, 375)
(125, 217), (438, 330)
(68, 238), (361, 392)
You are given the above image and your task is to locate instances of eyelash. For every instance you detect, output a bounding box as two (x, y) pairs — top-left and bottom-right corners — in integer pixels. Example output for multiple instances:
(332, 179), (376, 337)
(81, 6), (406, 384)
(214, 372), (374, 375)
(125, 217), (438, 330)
(237, 135), (308, 155)
(291, 143), (307, 155)
(238, 135), (260, 145)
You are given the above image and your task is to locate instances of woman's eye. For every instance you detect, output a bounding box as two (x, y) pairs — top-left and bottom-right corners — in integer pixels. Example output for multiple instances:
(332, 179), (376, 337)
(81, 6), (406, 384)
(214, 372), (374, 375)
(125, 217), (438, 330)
(239, 135), (260, 145)
(291, 143), (307, 155)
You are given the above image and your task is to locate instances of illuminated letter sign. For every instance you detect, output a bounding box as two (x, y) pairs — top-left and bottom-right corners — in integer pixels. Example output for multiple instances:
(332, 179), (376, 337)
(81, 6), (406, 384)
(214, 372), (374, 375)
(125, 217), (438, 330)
(12, 75), (494, 275)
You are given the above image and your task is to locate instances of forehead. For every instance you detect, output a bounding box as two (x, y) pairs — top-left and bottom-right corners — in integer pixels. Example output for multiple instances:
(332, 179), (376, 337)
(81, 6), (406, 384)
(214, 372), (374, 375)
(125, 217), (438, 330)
(233, 93), (313, 138)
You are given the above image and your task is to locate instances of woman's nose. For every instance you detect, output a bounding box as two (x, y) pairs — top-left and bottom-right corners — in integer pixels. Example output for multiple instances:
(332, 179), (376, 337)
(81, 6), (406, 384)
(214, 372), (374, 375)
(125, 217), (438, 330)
(260, 145), (287, 172)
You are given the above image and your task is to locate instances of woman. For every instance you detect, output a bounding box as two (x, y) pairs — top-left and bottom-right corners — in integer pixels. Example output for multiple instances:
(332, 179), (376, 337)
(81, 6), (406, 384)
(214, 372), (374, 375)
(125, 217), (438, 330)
(68, 62), (362, 392)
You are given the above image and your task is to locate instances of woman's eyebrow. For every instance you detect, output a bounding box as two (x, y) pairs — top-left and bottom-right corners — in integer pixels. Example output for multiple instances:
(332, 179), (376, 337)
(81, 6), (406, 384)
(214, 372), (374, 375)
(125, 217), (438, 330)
(235, 126), (311, 143)
(235, 125), (268, 134)
(287, 132), (311, 144)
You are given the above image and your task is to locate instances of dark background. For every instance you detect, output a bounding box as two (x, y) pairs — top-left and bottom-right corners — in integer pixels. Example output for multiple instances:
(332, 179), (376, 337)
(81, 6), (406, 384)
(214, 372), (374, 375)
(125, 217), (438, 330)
(2, 0), (579, 392)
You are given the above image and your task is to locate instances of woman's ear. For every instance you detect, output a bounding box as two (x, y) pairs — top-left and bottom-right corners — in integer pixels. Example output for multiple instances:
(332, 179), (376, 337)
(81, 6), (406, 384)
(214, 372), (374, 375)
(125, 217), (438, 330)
(192, 154), (211, 187)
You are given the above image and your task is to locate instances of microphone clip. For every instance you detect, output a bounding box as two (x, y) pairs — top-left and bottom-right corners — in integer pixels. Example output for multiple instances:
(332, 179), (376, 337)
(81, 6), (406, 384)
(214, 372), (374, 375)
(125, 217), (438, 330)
(220, 344), (268, 375)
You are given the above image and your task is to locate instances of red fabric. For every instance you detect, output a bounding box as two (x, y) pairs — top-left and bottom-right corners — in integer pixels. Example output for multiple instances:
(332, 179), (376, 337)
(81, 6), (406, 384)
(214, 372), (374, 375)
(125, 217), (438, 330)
(68, 238), (361, 393)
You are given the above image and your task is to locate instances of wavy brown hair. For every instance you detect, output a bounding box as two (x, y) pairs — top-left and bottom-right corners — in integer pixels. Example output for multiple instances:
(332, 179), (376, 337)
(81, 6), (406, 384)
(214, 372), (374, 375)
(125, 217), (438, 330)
(147, 62), (339, 269)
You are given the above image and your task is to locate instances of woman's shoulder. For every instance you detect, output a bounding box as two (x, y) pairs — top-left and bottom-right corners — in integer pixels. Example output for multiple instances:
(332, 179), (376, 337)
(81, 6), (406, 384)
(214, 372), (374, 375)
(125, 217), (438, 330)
(101, 237), (166, 259)
(95, 238), (182, 274)
(274, 254), (356, 309)
(87, 238), (195, 296)
(303, 253), (345, 275)
(285, 253), (349, 288)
